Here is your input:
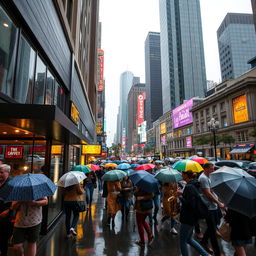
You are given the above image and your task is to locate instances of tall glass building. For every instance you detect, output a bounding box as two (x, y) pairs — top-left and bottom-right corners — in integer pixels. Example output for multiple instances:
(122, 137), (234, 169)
(159, 0), (207, 113)
(217, 13), (256, 81)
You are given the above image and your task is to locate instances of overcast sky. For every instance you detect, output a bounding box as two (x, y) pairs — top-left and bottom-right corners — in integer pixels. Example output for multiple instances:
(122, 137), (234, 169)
(99, 0), (253, 146)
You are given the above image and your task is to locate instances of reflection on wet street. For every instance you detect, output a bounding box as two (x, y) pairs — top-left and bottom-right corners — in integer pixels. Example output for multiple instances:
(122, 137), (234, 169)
(38, 192), (256, 256)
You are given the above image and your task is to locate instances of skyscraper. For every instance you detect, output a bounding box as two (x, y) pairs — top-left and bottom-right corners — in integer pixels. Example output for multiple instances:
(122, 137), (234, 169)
(145, 32), (163, 129)
(159, 0), (207, 113)
(252, 0), (256, 30)
(217, 13), (256, 81)
(117, 71), (136, 151)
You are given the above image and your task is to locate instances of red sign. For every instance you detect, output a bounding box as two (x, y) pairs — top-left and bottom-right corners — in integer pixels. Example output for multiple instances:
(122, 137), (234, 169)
(5, 146), (23, 159)
(98, 49), (104, 92)
(137, 94), (145, 125)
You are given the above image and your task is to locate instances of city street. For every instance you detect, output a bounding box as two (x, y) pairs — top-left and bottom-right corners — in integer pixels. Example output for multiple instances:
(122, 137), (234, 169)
(37, 191), (256, 256)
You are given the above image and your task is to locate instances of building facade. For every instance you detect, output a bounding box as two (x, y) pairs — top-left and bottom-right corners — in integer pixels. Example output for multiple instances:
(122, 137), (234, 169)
(251, 0), (256, 30)
(192, 68), (256, 160)
(217, 13), (256, 81)
(0, 0), (99, 233)
(127, 83), (145, 153)
(145, 32), (162, 129)
(159, 0), (207, 113)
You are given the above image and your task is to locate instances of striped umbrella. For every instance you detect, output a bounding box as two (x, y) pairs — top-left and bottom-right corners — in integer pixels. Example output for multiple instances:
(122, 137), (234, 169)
(189, 156), (208, 165)
(172, 160), (203, 173)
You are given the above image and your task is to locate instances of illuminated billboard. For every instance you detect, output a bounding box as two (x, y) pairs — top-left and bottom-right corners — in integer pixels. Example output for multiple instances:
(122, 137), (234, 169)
(98, 49), (104, 92)
(82, 145), (102, 155)
(137, 94), (145, 125)
(232, 95), (249, 124)
(71, 103), (79, 125)
(160, 122), (166, 134)
(186, 136), (192, 148)
(172, 99), (193, 129)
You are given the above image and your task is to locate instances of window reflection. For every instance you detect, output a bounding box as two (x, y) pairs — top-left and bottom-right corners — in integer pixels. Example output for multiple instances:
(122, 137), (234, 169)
(0, 6), (18, 97)
(14, 36), (35, 103)
(45, 70), (54, 105)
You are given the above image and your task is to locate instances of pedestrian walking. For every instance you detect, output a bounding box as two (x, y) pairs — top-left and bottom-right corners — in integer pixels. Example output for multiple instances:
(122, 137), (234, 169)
(84, 171), (97, 209)
(12, 197), (48, 256)
(198, 162), (225, 255)
(106, 180), (122, 227)
(225, 208), (253, 256)
(120, 175), (133, 221)
(179, 170), (210, 256)
(61, 183), (85, 237)
(0, 164), (15, 256)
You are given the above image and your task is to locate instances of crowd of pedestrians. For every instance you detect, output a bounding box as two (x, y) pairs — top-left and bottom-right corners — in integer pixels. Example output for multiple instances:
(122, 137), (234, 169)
(1, 157), (256, 256)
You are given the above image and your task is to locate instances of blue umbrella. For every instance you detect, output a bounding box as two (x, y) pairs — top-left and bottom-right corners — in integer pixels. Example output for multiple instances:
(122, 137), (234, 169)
(121, 160), (129, 163)
(123, 169), (136, 176)
(117, 163), (131, 170)
(129, 170), (159, 193)
(0, 173), (56, 202)
(131, 163), (140, 169)
(138, 159), (149, 164)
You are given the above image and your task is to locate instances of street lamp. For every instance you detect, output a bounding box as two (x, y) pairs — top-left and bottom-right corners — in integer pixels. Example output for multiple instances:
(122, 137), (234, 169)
(207, 118), (219, 161)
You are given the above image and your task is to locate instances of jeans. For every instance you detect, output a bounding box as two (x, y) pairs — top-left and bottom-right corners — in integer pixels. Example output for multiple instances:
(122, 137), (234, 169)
(148, 194), (160, 222)
(86, 183), (95, 206)
(63, 201), (80, 235)
(180, 223), (209, 256)
(0, 221), (13, 256)
(122, 199), (131, 217)
(202, 209), (222, 256)
(136, 212), (152, 243)
(98, 178), (103, 191)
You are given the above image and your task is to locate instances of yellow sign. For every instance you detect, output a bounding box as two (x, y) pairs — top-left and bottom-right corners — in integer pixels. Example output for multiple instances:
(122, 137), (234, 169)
(96, 123), (103, 134)
(82, 145), (101, 155)
(160, 122), (166, 134)
(71, 103), (79, 125)
(233, 95), (249, 124)
(51, 145), (62, 154)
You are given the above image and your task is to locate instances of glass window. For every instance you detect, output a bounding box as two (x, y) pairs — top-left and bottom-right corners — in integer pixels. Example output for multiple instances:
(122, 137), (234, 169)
(54, 82), (66, 112)
(45, 70), (54, 105)
(14, 36), (35, 103)
(0, 6), (18, 97)
(33, 56), (46, 104)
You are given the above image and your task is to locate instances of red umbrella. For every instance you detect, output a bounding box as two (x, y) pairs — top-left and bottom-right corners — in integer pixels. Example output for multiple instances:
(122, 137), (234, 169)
(135, 163), (155, 171)
(189, 156), (208, 165)
(86, 164), (100, 171)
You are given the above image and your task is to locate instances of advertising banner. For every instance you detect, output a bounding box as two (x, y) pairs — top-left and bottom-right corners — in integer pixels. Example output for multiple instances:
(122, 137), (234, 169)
(71, 103), (79, 125)
(160, 122), (166, 134)
(5, 146), (23, 159)
(161, 135), (166, 145)
(140, 121), (147, 143)
(172, 99), (193, 129)
(232, 95), (249, 124)
(186, 136), (192, 148)
(98, 49), (104, 92)
(137, 94), (145, 125)
(82, 145), (102, 155)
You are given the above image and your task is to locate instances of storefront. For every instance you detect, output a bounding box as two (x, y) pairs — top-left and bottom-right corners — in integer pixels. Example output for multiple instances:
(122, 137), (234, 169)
(229, 144), (255, 161)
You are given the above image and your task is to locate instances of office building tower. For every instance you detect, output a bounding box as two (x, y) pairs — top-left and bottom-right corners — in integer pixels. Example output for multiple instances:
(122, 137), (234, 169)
(252, 0), (256, 30)
(218, 13), (256, 81)
(159, 0), (207, 113)
(145, 32), (163, 129)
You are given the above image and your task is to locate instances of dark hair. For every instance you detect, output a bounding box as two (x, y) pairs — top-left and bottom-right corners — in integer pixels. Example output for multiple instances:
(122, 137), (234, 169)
(183, 170), (197, 179)
(204, 162), (214, 170)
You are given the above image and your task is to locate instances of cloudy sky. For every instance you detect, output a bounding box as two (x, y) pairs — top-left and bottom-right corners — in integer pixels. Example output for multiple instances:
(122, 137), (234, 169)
(99, 0), (253, 146)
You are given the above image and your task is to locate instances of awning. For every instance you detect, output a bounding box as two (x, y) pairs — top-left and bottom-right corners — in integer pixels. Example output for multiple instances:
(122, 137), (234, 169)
(229, 144), (254, 154)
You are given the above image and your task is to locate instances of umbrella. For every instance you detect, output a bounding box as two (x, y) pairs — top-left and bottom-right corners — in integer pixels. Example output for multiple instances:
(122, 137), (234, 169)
(104, 163), (117, 168)
(155, 168), (182, 183)
(113, 160), (122, 164)
(123, 169), (136, 176)
(117, 163), (131, 170)
(210, 166), (256, 218)
(102, 169), (127, 181)
(121, 160), (129, 163)
(71, 165), (92, 174)
(189, 156), (208, 165)
(57, 171), (86, 187)
(172, 160), (203, 173)
(129, 170), (159, 193)
(130, 163), (140, 169)
(0, 173), (56, 202)
(138, 159), (149, 164)
(155, 160), (163, 164)
(86, 164), (100, 171)
(135, 163), (155, 171)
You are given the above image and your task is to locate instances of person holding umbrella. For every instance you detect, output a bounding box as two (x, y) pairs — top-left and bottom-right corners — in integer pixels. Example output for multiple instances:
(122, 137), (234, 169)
(120, 175), (133, 221)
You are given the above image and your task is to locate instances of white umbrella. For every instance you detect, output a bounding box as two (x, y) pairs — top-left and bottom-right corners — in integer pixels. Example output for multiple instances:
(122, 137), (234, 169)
(57, 171), (86, 187)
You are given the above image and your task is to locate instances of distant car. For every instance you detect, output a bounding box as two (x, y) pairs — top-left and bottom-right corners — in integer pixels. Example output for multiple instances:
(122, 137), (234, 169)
(205, 157), (221, 162)
(214, 160), (252, 171)
(247, 162), (256, 178)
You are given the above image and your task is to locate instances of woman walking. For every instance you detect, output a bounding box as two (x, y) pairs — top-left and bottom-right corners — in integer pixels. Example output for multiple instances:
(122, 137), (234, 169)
(179, 170), (210, 256)
(120, 175), (133, 221)
(106, 180), (122, 227)
(84, 171), (97, 209)
(134, 187), (154, 247)
(61, 183), (85, 237)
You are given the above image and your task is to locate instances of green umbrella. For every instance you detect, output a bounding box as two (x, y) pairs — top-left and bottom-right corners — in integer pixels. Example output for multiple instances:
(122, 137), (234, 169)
(172, 160), (203, 173)
(71, 165), (92, 174)
(102, 169), (127, 181)
(155, 168), (182, 183)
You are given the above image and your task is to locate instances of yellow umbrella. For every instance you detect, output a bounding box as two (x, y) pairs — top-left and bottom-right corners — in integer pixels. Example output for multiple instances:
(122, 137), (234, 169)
(172, 160), (203, 173)
(104, 163), (117, 168)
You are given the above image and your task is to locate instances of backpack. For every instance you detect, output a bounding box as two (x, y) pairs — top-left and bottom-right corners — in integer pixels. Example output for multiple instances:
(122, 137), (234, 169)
(190, 184), (209, 219)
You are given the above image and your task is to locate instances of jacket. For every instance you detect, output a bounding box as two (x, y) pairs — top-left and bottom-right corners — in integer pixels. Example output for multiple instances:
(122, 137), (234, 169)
(61, 184), (84, 201)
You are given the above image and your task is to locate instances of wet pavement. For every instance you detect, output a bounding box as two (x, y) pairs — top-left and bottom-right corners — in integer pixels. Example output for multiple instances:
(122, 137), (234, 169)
(37, 191), (256, 256)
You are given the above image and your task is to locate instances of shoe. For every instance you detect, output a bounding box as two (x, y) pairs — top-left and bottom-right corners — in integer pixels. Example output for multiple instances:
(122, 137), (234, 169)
(195, 233), (204, 239)
(199, 241), (213, 254)
(135, 240), (145, 247)
(170, 227), (178, 235)
(70, 228), (77, 236)
(148, 235), (154, 246)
